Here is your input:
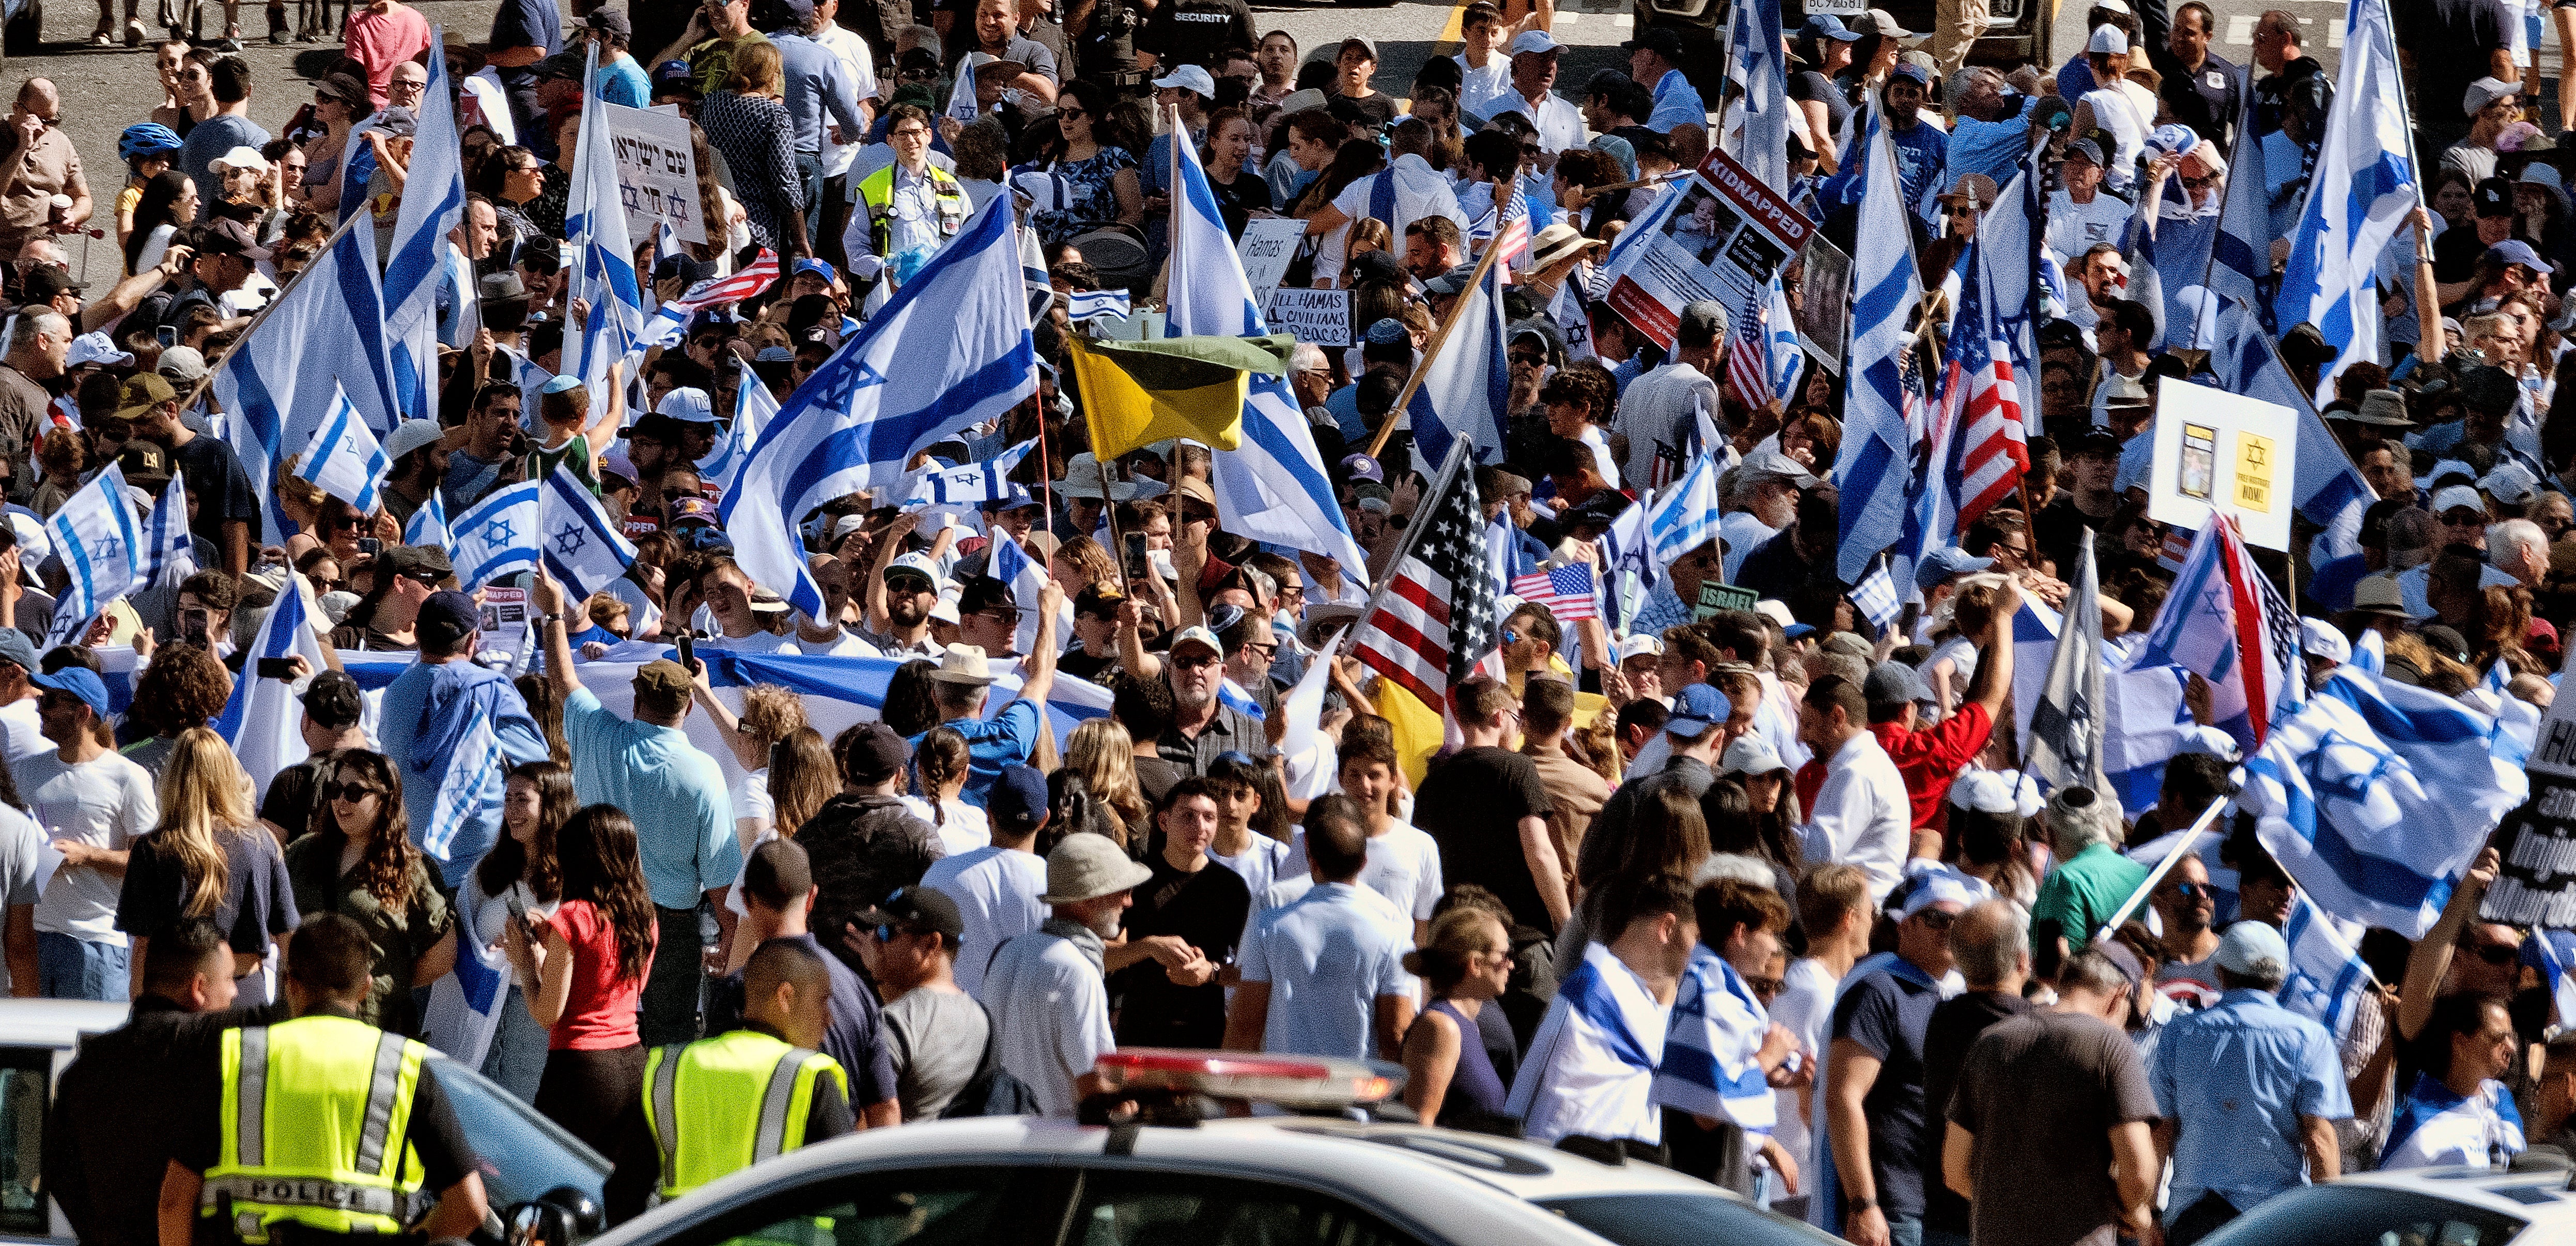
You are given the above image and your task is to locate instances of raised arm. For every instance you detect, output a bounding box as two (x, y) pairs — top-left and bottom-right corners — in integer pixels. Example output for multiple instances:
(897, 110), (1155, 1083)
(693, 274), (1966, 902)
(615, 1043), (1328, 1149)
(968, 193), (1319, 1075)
(533, 566), (583, 698)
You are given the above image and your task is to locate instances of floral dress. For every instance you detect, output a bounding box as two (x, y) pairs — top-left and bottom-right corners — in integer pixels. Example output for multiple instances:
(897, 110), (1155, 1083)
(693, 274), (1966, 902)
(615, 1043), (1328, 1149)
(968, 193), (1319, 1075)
(1019, 145), (1138, 246)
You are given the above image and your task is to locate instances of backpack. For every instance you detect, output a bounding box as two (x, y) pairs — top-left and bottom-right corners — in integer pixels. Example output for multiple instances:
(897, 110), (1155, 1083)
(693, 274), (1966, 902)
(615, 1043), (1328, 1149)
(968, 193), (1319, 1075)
(937, 998), (1045, 1119)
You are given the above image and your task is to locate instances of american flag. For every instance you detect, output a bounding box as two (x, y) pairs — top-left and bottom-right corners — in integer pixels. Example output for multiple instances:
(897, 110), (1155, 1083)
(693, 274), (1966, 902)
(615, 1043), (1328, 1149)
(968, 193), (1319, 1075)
(1509, 562), (1600, 622)
(1471, 175), (1532, 280)
(1934, 253), (2029, 532)
(1724, 281), (1771, 415)
(666, 249), (781, 314)
(1354, 448), (1497, 710)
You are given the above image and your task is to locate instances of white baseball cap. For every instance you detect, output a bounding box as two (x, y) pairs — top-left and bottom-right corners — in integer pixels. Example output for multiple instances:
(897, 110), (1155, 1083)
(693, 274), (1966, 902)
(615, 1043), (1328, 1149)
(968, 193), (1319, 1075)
(1151, 64), (1215, 98)
(1616, 633), (1665, 664)
(1510, 29), (1565, 55)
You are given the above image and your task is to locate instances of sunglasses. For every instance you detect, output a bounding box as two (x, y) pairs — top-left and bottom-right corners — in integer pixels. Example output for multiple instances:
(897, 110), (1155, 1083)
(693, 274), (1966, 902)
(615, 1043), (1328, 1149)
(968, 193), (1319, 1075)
(1059, 107), (1088, 120)
(329, 783), (385, 803)
(1509, 350), (1545, 366)
(1174, 652), (1224, 669)
(1914, 908), (1958, 931)
(2466, 941), (2520, 966)
(2163, 882), (2210, 901)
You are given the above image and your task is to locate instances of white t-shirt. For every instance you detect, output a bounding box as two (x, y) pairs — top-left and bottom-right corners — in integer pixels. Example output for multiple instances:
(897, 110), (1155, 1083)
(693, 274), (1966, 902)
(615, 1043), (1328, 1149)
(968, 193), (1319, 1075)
(1289, 821), (1443, 922)
(903, 795), (991, 857)
(796, 628), (883, 658)
(0, 698), (44, 765)
(17, 750), (157, 944)
(1208, 833), (1294, 906)
(1455, 52), (1514, 121)
(920, 844), (1048, 1001)
(2044, 189), (2132, 266)
(2078, 82), (2156, 190)
(734, 768), (773, 830)
(1766, 956), (1841, 1162)
(1318, 154), (1467, 286)
(698, 627), (801, 655)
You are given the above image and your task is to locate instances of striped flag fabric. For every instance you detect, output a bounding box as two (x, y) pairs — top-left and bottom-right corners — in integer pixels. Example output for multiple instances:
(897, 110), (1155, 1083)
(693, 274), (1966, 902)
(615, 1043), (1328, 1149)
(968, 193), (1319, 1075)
(1652, 945), (1776, 1130)
(2208, 297), (2376, 564)
(1833, 89), (1928, 584)
(2273, 0), (2418, 399)
(2026, 536), (2105, 794)
(2238, 665), (2527, 937)
(1509, 563), (1600, 622)
(2280, 893), (2378, 1043)
(988, 531), (1054, 657)
(534, 465), (637, 600)
(381, 26), (465, 422)
(1934, 240), (2029, 534)
(448, 480), (541, 589)
(2520, 930), (2576, 1029)
(419, 701), (505, 863)
(293, 383), (392, 513)
(1218, 678), (1268, 721)
(1066, 288), (1132, 325)
(1723, 279), (1773, 415)
(1849, 556), (1901, 632)
(901, 437), (1038, 516)
(2136, 514), (2300, 752)
(45, 464), (141, 640)
(635, 250), (783, 351)
(1648, 449), (1724, 569)
(562, 44), (643, 397)
(1353, 445), (1496, 711)
(1599, 497), (1657, 633)
(1406, 232), (1511, 470)
(135, 472), (195, 592)
(405, 490), (451, 549)
(211, 570), (328, 790)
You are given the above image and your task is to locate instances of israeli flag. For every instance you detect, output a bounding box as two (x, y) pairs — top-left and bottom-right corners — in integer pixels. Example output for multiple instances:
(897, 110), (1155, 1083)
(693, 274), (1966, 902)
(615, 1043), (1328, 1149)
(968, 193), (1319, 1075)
(2352, 626), (2386, 676)
(212, 576), (332, 792)
(294, 384), (392, 513)
(2522, 929), (2576, 1029)
(1718, 0), (1791, 193)
(1066, 288), (1132, 325)
(2206, 86), (2271, 316)
(986, 530), (1054, 657)
(1832, 90), (1926, 582)
(45, 464), (141, 636)
(1653, 945), (1776, 1130)
(699, 356), (777, 488)
(382, 27), (467, 421)
(449, 480), (542, 588)
(423, 910), (514, 1071)
(1506, 942), (1668, 1146)
(2280, 892), (2377, 1043)
(1407, 244), (1511, 470)
(134, 471), (195, 592)
(2238, 666), (2528, 937)
(902, 437), (1038, 515)
(1763, 275), (1803, 404)
(562, 43), (644, 402)
(2027, 537), (2106, 794)
(723, 195), (1035, 621)
(2273, 0), (2418, 401)
(1849, 557), (1901, 633)
(2475, 660), (2540, 766)
(1647, 449), (1724, 568)
(535, 465), (637, 599)
(1163, 115), (1371, 586)
(420, 702), (506, 862)
(405, 490), (451, 549)
(1599, 491), (1657, 633)
(214, 216), (401, 543)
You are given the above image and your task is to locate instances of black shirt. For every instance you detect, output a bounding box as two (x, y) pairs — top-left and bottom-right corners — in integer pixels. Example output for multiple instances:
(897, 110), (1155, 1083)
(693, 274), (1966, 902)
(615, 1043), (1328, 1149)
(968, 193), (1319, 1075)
(1207, 169), (1275, 241)
(1919, 989), (2032, 1232)
(1788, 70), (1853, 152)
(1139, 0), (1255, 72)
(1333, 89), (1400, 132)
(1110, 851), (1251, 1048)
(167, 433), (261, 552)
(1415, 746), (1559, 935)
(2035, 492), (2117, 579)
(2152, 51), (2244, 147)
(260, 754), (333, 842)
(2395, 0), (2513, 143)
(798, 793), (944, 942)
(44, 997), (285, 1246)
(601, 1024), (855, 1226)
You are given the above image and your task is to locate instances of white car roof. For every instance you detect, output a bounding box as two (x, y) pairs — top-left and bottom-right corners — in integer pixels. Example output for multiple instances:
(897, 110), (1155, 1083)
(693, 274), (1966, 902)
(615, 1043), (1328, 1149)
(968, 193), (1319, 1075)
(593, 1116), (1731, 1246)
(0, 999), (133, 1050)
(2330, 1165), (2576, 1230)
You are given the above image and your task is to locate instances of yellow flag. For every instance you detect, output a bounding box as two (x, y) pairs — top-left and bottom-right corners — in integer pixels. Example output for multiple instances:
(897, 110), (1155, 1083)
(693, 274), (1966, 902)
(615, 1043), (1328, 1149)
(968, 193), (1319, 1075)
(1063, 332), (1293, 461)
(1374, 677), (1448, 789)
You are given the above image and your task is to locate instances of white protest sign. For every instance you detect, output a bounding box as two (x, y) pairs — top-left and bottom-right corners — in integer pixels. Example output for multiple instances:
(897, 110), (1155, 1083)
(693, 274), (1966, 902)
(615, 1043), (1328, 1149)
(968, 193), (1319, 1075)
(1599, 149), (1813, 350)
(1237, 218), (1303, 315)
(2146, 377), (2299, 551)
(598, 101), (706, 244)
(1265, 287), (1352, 347)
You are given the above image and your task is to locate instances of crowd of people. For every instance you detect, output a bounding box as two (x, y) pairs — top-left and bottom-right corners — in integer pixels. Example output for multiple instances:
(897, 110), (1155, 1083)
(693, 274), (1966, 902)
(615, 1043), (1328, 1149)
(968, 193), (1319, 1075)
(2, 0), (2576, 1244)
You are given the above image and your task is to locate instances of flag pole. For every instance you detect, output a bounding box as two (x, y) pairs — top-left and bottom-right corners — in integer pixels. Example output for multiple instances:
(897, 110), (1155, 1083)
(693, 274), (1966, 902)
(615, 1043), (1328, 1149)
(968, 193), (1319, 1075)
(1073, 332), (1135, 599)
(2093, 794), (2232, 946)
(175, 202), (377, 414)
(1334, 438), (1472, 658)
(1364, 172), (1518, 461)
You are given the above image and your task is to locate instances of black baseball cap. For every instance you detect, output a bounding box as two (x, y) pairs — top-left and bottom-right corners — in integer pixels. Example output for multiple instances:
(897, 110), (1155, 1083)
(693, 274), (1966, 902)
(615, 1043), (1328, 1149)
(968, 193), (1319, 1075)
(2474, 176), (2516, 218)
(1621, 26), (1686, 59)
(415, 590), (480, 651)
(857, 886), (965, 942)
(377, 544), (453, 584)
(301, 670), (364, 730)
(845, 722), (910, 784)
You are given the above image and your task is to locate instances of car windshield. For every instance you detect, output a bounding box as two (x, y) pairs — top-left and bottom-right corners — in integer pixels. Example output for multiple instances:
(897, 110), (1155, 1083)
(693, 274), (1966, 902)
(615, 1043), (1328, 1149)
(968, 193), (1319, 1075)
(427, 1056), (610, 1209)
(1534, 1193), (1843, 1246)
(2200, 1185), (2528, 1246)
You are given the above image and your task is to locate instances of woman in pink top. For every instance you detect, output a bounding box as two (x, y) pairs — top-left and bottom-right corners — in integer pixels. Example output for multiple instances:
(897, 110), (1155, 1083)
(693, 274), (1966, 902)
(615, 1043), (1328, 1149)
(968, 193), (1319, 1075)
(511, 804), (658, 1156)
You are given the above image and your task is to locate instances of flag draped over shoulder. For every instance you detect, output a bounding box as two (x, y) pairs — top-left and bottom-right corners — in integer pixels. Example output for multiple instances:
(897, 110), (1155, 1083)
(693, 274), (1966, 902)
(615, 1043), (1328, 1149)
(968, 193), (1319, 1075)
(2238, 666), (2526, 937)
(1066, 332), (1291, 460)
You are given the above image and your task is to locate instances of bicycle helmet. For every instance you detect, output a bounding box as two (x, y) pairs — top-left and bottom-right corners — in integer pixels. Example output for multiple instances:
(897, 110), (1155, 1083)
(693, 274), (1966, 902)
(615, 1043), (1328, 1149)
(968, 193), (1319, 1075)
(118, 123), (184, 163)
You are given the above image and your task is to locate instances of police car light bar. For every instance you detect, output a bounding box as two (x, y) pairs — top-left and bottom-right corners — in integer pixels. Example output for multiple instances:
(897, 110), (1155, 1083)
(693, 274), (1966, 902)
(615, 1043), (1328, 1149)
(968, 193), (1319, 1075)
(1092, 1049), (1398, 1109)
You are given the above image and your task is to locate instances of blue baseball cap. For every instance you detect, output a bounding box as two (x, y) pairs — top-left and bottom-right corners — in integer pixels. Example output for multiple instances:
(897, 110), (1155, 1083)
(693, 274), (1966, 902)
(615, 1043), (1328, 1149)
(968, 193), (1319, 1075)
(792, 257), (837, 281)
(1891, 59), (1932, 87)
(1666, 684), (1731, 739)
(2486, 239), (2548, 273)
(29, 667), (108, 720)
(1800, 14), (1862, 41)
(1915, 546), (1996, 590)
(989, 763), (1049, 829)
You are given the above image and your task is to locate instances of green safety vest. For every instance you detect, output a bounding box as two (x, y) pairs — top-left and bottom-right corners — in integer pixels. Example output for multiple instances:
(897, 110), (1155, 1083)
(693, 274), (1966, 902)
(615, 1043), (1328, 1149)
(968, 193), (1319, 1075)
(203, 1016), (431, 1243)
(643, 1030), (848, 1201)
(857, 162), (966, 264)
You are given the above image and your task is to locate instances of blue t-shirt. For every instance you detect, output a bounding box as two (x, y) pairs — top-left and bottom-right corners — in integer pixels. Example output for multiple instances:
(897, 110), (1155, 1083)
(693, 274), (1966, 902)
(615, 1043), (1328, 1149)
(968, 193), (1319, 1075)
(1828, 964), (1945, 1219)
(911, 698), (1041, 808)
(488, 0), (563, 87)
(181, 116), (270, 208)
(596, 55), (650, 109)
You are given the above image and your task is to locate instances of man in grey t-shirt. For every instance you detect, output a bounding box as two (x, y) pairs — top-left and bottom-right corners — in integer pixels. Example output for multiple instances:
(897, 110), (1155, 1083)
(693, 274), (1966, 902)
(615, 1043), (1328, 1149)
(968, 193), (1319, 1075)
(858, 887), (990, 1120)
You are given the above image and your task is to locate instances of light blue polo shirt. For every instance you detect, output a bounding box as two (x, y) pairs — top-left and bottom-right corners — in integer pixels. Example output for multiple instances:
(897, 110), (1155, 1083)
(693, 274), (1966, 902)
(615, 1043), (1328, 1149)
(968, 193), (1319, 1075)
(564, 686), (740, 910)
(2149, 987), (2352, 1217)
(1239, 882), (1410, 1060)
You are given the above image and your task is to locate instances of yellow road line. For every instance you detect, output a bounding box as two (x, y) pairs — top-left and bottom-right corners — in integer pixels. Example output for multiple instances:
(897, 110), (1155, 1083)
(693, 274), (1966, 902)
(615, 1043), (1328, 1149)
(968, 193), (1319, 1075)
(1432, 0), (1475, 56)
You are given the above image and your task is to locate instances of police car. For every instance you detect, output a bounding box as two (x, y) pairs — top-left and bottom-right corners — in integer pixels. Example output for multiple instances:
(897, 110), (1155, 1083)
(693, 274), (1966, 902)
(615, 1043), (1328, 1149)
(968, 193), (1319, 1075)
(0, 999), (607, 1246)
(2201, 1164), (2576, 1245)
(536, 1051), (1833, 1246)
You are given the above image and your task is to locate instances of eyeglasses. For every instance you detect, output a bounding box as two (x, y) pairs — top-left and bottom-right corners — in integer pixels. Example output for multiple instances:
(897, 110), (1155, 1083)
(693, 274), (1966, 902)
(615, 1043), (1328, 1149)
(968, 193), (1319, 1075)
(1748, 976), (1785, 997)
(2163, 882), (2210, 901)
(891, 127), (931, 140)
(1243, 642), (1278, 659)
(389, 79), (426, 95)
(329, 783), (385, 803)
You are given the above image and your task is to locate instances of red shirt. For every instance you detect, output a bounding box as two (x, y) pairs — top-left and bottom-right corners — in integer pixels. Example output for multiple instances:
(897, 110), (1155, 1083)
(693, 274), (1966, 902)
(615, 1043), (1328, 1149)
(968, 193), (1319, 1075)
(544, 899), (654, 1051)
(1869, 702), (1996, 829)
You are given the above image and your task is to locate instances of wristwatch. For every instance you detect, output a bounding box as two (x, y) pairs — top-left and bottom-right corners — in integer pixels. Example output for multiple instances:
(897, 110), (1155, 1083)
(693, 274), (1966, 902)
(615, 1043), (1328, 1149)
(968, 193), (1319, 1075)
(1844, 1195), (1877, 1214)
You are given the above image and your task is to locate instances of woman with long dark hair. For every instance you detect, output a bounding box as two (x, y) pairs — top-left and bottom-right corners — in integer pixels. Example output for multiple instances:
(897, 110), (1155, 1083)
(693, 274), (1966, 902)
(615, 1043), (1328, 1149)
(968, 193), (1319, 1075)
(124, 170), (197, 275)
(285, 750), (457, 1036)
(514, 803), (657, 1156)
(460, 761), (574, 1103)
(1020, 79), (1143, 248)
